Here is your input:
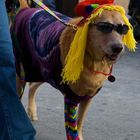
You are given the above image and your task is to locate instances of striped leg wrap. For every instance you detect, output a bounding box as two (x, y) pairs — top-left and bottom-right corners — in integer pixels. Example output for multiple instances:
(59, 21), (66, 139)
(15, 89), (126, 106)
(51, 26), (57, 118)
(64, 97), (79, 140)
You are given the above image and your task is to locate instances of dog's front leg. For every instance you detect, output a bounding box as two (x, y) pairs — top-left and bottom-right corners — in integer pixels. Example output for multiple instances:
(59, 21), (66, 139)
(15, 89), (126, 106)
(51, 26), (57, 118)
(64, 96), (80, 140)
(28, 82), (43, 121)
(16, 75), (26, 99)
(77, 98), (93, 140)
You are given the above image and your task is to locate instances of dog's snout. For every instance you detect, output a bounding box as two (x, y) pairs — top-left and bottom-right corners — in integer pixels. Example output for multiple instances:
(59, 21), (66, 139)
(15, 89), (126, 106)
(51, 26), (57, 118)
(112, 44), (123, 53)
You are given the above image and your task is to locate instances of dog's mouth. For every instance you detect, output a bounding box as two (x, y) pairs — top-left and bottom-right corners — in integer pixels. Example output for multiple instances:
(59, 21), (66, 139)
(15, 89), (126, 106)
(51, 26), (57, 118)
(106, 53), (120, 61)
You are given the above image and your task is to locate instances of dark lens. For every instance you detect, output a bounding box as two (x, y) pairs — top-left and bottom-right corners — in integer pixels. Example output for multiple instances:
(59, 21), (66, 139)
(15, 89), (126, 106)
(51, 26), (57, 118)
(116, 24), (129, 34)
(96, 22), (114, 33)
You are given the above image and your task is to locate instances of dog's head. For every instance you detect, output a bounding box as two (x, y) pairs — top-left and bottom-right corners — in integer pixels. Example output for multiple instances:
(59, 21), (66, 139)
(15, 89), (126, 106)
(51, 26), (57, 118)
(87, 10), (127, 61)
(61, 1), (137, 84)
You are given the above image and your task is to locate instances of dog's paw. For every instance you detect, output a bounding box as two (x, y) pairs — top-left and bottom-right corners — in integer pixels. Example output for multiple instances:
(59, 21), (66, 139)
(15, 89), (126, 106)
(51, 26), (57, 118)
(27, 108), (38, 121)
(79, 136), (84, 140)
(78, 132), (84, 140)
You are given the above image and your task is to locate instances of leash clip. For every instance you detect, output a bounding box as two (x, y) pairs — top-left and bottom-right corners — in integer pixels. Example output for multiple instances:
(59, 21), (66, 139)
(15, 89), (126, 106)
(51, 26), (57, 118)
(65, 22), (78, 31)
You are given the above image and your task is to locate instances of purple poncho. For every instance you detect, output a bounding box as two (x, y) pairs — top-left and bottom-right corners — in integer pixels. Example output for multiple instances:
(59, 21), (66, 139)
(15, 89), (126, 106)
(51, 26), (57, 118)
(13, 8), (94, 102)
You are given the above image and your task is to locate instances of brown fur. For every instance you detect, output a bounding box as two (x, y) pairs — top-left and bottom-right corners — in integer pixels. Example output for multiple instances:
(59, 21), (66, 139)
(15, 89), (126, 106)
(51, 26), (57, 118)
(17, 0), (126, 139)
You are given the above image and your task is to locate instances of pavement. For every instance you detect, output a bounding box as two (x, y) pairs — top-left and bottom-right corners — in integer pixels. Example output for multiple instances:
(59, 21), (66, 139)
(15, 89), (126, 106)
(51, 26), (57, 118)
(22, 45), (140, 140)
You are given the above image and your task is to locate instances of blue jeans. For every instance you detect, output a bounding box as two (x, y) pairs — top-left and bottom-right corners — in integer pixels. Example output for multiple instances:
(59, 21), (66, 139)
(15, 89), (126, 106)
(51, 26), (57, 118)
(0, 1), (36, 140)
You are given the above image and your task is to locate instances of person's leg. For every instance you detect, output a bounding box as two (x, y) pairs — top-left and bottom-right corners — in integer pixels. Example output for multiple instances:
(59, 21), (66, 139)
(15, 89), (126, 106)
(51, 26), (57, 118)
(128, 0), (140, 16)
(55, 0), (78, 17)
(0, 0), (36, 140)
(55, 0), (63, 13)
(62, 0), (78, 17)
(42, 0), (56, 10)
(128, 0), (140, 42)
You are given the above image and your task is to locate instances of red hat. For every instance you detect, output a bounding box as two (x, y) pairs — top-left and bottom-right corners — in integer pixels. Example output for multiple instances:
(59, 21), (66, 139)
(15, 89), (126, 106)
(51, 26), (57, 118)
(75, 0), (114, 18)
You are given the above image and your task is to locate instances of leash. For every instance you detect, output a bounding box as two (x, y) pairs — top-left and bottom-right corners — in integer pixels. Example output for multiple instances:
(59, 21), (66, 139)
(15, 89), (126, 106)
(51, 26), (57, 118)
(32, 0), (78, 30)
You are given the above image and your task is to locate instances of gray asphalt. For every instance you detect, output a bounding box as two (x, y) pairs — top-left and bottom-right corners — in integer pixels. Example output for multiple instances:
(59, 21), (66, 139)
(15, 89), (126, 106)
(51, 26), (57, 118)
(22, 46), (140, 140)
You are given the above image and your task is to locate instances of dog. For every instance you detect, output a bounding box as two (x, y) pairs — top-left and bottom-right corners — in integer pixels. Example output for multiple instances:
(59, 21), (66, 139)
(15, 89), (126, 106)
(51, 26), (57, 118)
(12, 0), (136, 139)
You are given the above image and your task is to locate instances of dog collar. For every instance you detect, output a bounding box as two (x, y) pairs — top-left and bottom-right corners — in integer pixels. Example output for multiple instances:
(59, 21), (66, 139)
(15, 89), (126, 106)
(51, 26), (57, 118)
(88, 65), (116, 82)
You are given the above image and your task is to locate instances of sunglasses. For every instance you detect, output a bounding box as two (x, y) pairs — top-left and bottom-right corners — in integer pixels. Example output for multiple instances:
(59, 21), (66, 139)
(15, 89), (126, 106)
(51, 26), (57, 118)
(93, 22), (129, 35)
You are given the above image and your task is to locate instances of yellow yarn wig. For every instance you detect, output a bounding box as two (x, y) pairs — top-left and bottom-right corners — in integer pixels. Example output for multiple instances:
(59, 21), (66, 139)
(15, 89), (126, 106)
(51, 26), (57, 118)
(61, 4), (137, 84)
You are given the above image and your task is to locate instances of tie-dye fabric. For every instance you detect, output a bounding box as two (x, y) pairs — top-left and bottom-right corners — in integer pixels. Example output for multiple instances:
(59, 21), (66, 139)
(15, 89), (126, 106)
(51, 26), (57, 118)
(13, 8), (68, 82)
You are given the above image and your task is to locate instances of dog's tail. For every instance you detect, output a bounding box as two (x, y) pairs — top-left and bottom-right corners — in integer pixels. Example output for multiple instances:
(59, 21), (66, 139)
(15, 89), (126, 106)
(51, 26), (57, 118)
(18, 0), (29, 9)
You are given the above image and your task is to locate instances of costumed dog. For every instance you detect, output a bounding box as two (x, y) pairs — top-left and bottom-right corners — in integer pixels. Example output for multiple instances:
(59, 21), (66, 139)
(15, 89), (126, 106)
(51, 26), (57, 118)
(12, 0), (136, 139)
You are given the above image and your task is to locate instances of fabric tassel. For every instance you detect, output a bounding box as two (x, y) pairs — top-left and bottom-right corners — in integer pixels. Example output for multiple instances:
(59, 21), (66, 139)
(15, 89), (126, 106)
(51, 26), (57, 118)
(61, 21), (90, 84)
(121, 14), (137, 51)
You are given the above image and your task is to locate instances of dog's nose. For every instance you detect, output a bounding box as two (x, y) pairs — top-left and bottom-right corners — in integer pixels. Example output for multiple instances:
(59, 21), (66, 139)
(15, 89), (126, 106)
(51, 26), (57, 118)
(112, 44), (123, 53)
